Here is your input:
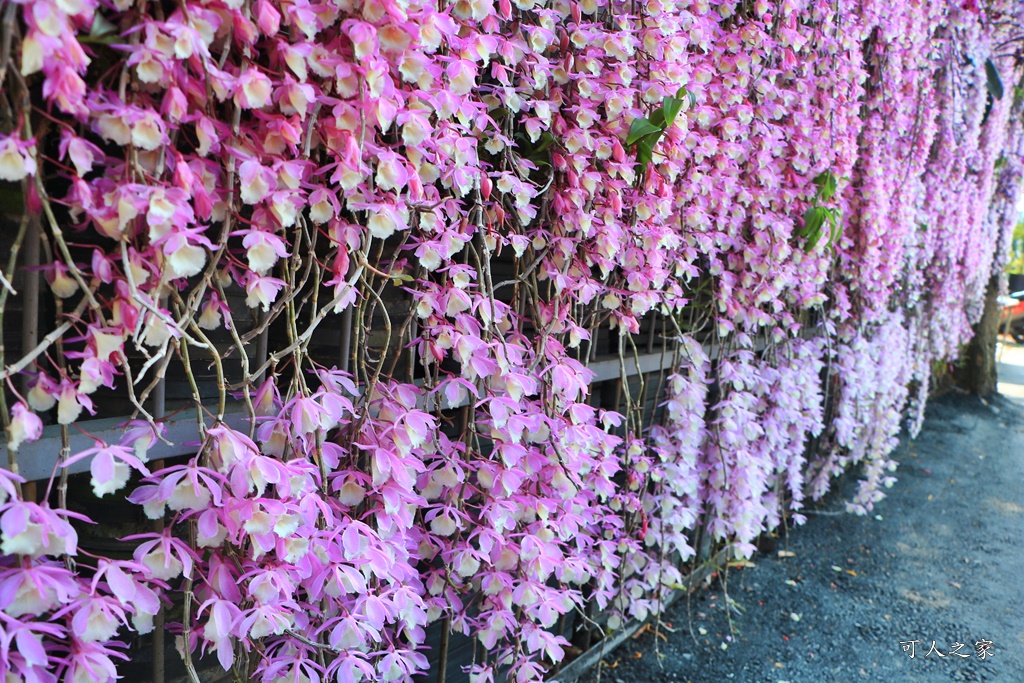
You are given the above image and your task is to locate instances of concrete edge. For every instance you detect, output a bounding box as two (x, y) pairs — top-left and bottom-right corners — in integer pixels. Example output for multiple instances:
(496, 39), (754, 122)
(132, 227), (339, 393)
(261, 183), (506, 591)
(554, 547), (732, 683)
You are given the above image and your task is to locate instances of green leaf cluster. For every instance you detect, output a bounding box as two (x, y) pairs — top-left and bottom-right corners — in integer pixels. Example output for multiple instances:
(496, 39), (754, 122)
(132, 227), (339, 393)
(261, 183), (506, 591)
(511, 130), (556, 169)
(625, 86), (695, 166)
(797, 170), (843, 251)
(1007, 220), (1024, 275)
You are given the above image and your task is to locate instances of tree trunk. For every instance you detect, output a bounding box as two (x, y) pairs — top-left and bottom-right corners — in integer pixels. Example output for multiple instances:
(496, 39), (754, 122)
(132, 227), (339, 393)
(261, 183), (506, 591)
(956, 272), (1002, 396)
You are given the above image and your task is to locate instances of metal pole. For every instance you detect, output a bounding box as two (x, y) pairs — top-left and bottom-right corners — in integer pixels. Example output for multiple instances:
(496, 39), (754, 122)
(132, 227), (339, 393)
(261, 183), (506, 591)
(20, 218), (39, 395)
(436, 617), (450, 683)
(15, 218), (40, 502)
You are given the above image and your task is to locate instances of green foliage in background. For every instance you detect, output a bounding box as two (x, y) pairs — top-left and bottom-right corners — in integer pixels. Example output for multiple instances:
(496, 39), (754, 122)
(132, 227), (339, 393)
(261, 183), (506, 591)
(1007, 220), (1024, 275)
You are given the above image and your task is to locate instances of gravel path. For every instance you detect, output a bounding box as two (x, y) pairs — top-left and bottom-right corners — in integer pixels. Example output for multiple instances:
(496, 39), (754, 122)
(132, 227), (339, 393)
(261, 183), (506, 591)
(575, 394), (1024, 683)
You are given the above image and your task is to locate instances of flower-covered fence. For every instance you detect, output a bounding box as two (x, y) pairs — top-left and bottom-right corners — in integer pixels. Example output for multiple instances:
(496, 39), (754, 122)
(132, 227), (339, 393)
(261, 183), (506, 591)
(0, 0), (1022, 682)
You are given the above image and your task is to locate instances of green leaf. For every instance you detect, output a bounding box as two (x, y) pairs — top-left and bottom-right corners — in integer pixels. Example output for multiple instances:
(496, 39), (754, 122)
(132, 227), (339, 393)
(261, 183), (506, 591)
(677, 85), (697, 109)
(813, 171), (838, 201)
(636, 138), (656, 165)
(518, 131), (556, 167)
(626, 117), (662, 146)
(532, 132), (555, 154)
(91, 13), (118, 37)
(79, 13), (118, 44)
(649, 108), (667, 130)
(828, 208), (843, 245)
(802, 206), (827, 239)
(646, 129), (665, 149)
(804, 228), (822, 252)
(662, 96), (684, 128)
(390, 272), (415, 285)
(986, 58), (1004, 101)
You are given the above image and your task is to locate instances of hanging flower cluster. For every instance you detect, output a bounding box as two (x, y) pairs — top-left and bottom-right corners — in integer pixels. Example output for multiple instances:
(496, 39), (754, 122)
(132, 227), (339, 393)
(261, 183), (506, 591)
(1, 0), (1023, 682)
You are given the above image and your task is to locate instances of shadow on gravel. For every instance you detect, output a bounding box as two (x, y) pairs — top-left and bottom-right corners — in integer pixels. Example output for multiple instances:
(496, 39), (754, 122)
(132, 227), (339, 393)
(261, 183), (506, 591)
(574, 394), (1024, 683)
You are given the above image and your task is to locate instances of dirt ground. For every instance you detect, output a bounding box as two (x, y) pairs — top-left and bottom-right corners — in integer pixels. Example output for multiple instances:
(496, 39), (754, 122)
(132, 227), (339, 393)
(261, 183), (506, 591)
(575, 392), (1024, 683)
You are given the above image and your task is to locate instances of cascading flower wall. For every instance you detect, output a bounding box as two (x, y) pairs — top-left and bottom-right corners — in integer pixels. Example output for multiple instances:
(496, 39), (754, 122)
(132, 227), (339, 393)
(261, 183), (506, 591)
(0, 0), (1022, 681)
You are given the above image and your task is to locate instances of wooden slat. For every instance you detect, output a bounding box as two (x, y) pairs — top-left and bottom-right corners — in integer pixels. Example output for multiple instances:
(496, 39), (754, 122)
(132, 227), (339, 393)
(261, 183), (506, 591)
(2, 405), (251, 481)
(0, 322), (815, 483)
(0, 349), (684, 482)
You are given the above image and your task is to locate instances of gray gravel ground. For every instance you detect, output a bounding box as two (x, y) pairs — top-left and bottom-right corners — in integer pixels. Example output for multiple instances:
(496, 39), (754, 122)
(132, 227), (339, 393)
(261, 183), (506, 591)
(576, 394), (1024, 683)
